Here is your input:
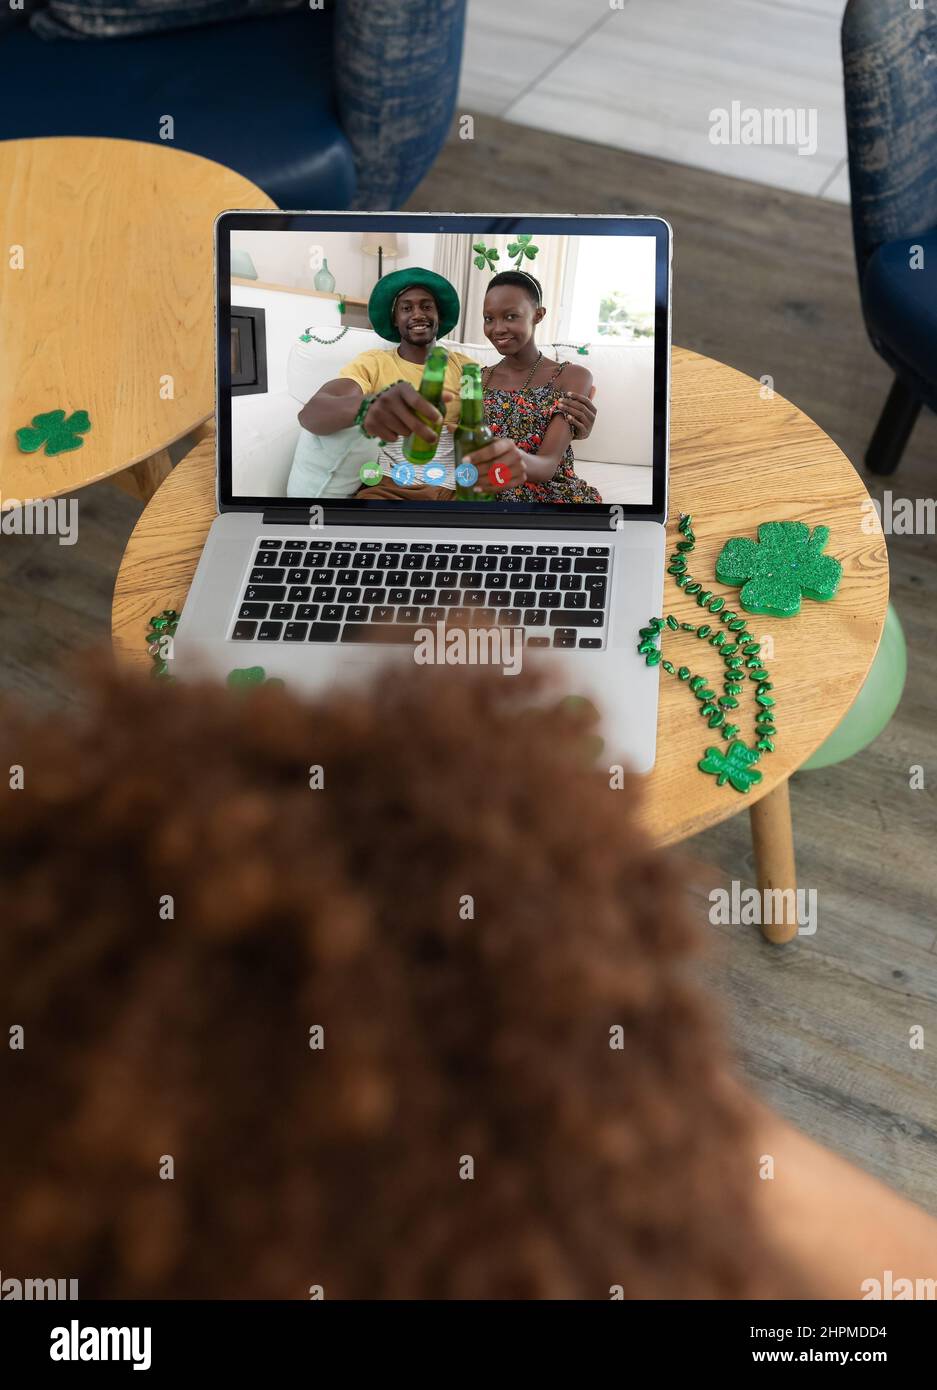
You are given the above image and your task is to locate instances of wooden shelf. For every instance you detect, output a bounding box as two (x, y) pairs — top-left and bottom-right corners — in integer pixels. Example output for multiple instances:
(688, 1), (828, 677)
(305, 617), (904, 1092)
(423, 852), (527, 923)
(231, 277), (367, 306)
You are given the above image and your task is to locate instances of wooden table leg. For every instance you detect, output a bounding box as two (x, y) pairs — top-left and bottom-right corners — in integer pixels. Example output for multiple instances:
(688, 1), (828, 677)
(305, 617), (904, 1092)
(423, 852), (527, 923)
(749, 779), (799, 944)
(110, 448), (174, 504)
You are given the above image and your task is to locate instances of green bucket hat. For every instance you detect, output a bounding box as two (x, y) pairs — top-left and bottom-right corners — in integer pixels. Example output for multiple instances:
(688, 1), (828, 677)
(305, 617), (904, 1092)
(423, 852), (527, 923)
(368, 267), (461, 342)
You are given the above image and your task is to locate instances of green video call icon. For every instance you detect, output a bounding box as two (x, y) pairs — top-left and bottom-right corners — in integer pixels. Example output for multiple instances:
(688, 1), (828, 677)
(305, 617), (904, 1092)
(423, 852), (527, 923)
(359, 462), (382, 486)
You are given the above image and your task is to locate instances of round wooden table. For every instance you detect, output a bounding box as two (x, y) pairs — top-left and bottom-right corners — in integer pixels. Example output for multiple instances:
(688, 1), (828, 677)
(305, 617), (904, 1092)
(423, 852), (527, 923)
(112, 347), (890, 942)
(0, 137), (274, 507)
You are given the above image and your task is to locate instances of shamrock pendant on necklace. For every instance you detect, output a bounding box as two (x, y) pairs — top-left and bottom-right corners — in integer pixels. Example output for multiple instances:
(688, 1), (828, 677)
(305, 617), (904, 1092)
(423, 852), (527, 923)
(637, 513), (776, 793)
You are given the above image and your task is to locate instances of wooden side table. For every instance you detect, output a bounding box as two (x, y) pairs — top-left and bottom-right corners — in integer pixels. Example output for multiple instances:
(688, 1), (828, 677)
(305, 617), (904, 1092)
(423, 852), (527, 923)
(0, 137), (275, 507)
(111, 347), (890, 941)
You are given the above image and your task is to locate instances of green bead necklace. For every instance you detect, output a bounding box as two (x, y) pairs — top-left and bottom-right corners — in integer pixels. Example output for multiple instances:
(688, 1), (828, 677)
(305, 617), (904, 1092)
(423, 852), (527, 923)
(146, 610), (179, 680)
(144, 613), (287, 691)
(637, 514), (776, 794)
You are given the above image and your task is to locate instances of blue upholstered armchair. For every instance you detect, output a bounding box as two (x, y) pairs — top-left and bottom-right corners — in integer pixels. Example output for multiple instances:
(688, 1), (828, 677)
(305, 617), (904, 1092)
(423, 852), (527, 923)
(0, 0), (466, 210)
(842, 1), (937, 474)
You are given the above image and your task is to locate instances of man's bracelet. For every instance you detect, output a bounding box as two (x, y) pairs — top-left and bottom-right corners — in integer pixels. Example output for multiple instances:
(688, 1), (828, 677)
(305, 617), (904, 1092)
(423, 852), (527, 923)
(354, 385), (395, 439)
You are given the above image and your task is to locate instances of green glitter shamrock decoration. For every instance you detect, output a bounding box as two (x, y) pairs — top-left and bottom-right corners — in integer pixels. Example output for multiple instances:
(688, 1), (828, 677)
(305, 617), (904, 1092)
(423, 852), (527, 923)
(715, 521), (842, 618)
(16, 409), (91, 456)
(698, 740), (764, 793)
(226, 666), (285, 689)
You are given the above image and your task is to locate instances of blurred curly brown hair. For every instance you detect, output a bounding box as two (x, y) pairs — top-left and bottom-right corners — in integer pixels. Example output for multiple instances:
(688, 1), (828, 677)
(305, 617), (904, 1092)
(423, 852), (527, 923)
(0, 662), (792, 1299)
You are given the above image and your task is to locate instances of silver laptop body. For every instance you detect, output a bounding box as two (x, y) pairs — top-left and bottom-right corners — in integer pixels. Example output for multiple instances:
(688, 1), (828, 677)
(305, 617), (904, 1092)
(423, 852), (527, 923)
(171, 212), (672, 773)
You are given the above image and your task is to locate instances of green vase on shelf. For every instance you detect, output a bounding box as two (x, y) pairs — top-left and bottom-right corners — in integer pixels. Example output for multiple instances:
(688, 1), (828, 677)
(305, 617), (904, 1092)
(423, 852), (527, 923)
(314, 259), (336, 293)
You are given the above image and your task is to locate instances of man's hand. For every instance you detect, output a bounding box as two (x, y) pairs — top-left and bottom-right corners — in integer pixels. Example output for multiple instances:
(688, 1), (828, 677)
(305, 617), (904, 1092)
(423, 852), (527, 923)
(556, 389), (597, 441)
(463, 437), (529, 493)
(364, 382), (452, 444)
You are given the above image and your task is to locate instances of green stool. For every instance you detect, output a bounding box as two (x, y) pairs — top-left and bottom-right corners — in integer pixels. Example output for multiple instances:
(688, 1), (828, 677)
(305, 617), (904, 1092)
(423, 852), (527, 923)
(801, 602), (907, 770)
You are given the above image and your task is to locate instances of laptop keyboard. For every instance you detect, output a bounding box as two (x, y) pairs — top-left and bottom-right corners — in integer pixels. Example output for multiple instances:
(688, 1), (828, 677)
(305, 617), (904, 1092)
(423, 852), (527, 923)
(228, 538), (611, 650)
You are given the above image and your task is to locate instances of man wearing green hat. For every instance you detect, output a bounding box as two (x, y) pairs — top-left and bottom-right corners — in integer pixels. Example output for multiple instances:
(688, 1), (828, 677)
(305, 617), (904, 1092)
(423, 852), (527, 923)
(298, 268), (498, 500)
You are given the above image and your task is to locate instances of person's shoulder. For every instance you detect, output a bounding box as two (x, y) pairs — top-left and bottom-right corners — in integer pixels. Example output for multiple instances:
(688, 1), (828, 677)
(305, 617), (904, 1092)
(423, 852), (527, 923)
(561, 360), (593, 391)
(346, 346), (395, 369)
(339, 346), (395, 382)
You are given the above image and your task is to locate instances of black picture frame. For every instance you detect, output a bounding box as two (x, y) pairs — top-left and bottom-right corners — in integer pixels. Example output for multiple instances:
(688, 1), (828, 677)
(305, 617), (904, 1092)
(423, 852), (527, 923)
(230, 306), (268, 397)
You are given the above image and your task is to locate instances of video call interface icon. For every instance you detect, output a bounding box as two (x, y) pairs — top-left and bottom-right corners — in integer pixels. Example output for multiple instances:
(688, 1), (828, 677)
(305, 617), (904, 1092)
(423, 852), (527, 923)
(391, 462), (416, 487)
(359, 460), (511, 490)
(358, 461), (382, 487)
(358, 457), (516, 492)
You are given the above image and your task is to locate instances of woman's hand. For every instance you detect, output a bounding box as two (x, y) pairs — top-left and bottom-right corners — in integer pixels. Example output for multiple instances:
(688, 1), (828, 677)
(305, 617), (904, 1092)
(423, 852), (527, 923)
(463, 437), (529, 493)
(557, 389), (596, 441)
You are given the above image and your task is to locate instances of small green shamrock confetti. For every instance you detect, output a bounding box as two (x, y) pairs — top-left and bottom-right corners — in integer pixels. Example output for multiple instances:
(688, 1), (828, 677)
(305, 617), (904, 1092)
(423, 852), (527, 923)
(226, 667), (284, 689)
(698, 740), (764, 793)
(16, 409), (91, 456)
(715, 521), (842, 618)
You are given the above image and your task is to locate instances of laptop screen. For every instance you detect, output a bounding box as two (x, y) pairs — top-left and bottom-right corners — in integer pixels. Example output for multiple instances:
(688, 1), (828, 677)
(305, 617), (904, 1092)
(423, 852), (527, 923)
(216, 214), (670, 521)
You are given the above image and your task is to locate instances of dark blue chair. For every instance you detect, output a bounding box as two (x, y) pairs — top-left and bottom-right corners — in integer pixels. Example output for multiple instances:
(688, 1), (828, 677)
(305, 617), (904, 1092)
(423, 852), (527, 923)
(0, 0), (466, 211)
(842, 1), (937, 474)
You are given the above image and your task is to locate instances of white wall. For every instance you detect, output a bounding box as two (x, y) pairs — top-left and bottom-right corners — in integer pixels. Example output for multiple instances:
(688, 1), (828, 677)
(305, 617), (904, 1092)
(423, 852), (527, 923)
(231, 230), (439, 305)
(231, 284), (342, 448)
(231, 284), (341, 395)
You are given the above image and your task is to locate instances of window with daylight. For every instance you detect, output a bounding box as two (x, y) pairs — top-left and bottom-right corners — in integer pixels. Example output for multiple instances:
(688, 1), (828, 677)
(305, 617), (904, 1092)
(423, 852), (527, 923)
(559, 235), (656, 343)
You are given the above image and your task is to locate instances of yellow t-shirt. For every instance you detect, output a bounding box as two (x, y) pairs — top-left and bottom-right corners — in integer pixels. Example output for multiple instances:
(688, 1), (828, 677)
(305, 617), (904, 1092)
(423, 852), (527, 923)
(338, 347), (479, 430)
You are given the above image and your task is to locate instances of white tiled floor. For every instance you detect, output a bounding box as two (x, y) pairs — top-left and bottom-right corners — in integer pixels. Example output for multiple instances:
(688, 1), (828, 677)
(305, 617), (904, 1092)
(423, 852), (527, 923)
(458, 0), (609, 113)
(459, 0), (851, 203)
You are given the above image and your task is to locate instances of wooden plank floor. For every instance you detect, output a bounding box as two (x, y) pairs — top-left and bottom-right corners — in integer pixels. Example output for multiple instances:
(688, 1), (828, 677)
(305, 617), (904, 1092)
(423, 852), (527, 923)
(2, 117), (935, 1214)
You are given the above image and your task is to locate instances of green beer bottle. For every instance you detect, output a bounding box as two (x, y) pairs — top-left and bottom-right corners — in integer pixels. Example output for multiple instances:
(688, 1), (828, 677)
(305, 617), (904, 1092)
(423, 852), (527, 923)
(402, 345), (448, 466)
(454, 363), (496, 501)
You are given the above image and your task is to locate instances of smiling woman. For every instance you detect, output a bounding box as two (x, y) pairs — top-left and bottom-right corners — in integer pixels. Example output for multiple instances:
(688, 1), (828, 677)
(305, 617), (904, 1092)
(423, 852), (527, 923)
(476, 271), (602, 504)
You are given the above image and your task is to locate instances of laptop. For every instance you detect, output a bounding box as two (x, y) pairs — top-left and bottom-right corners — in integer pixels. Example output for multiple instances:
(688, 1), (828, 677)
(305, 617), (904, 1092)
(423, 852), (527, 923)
(171, 212), (671, 772)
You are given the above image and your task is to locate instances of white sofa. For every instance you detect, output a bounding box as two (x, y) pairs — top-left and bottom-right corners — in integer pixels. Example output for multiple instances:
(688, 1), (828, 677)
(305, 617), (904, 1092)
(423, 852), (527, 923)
(231, 325), (655, 502)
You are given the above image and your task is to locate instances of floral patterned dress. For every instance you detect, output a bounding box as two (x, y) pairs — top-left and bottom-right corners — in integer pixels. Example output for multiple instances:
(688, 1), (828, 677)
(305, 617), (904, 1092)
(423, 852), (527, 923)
(483, 361), (602, 504)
